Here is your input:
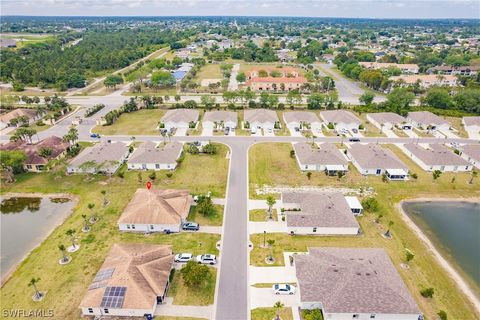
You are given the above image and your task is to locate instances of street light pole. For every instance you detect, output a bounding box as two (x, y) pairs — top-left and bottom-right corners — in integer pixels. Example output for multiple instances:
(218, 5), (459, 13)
(263, 231), (266, 247)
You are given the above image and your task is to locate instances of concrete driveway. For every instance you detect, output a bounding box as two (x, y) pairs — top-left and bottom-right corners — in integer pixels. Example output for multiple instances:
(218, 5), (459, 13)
(249, 266), (297, 285)
(174, 128), (188, 136)
(248, 221), (288, 234)
(438, 128), (459, 139)
(249, 287), (300, 308)
(264, 129), (276, 137)
(155, 297), (214, 319)
(404, 129), (418, 138)
(202, 127), (213, 136)
(383, 128), (398, 138)
(289, 128), (302, 137)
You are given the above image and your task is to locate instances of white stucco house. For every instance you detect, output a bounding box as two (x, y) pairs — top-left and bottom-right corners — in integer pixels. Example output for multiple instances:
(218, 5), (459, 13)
(293, 142), (348, 175)
(320, 110), (361, 132)
(67, 142), (130, 175)
(401, 143), (472, 172)
(202, 110), (238, 130)
(160, 109), (199, 131)
(406, 111), (449, 131)
(80, 244), (174, 317)
(127, 141), (183, 171)
(118, 189), (192, 233)
(281, 192), (360, 235)
(347, 143), (409, 180)
(244, 109), (279, 132)
(366, 112), (409, 130)
(283, 111), (322, 133)
(294, 247), (422, 320)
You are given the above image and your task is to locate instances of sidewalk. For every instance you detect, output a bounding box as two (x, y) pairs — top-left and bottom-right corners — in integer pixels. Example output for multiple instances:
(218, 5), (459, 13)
(155, 297), (215, 319)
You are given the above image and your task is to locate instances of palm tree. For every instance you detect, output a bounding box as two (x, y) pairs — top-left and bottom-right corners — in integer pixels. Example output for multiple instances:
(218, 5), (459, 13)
(58, 244), (70, 263)
(274, 301), (284, 320)
(101, 190), (108, 206)
(66, 229), (77, 249)
(81, 214), (90, 232)
(88, 203), (97, 223)
(266, 196), (276, 220)
(28, 277), (42, 300)
(469, 170), (478, 184)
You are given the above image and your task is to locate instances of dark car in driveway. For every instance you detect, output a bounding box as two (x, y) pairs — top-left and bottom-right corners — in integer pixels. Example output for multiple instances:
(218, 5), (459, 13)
(182, 222), (200, 231)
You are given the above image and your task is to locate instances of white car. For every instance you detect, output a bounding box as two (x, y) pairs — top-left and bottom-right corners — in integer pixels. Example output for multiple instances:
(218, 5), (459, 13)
(272, 283), (296, 295)
(196, 254), (217, 265)
(174, 253), (193, 263)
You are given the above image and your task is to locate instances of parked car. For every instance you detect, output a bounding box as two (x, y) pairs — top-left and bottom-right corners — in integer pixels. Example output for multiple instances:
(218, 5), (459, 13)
(174, 253), (193, 263)
(182, 222), (200, 231)
(196, 254), (217, 265)
(272, 283), (296, 295)
(90, 133), (101, 138)
(349, 137), (361, 142)
(352, 128), (359, 134)
(294, 127), (300, 132)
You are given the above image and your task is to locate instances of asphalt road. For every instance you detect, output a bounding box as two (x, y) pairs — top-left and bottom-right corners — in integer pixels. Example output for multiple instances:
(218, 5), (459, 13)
(214, 141), (250, 320)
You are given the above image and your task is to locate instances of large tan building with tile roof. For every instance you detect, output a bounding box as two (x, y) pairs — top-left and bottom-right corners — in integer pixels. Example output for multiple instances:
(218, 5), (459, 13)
(80, 243), (174, 317)
(118, 189), (192, 233)
(294, 247), (422, 319)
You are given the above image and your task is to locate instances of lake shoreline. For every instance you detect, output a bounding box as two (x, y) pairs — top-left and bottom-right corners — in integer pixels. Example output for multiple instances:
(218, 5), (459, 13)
(397, 198), (480, 312)
(0, 193), (79, 287)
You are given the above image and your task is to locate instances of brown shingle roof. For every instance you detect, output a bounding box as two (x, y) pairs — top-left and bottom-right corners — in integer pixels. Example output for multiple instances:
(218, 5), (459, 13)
(294, 143), (347, 166)
(283, 192), (359, 228)
(349, 143), (408, 171)
(118, 189), (192, 225)
(0, 108), (37, 123)
(0, 136), (69, 165)
(404, 143), (470, 166)
(79, 244), (174, 310)
(295, 247), (421, 314)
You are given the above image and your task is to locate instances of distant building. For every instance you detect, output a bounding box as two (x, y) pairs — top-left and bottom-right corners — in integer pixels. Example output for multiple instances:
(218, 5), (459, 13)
(67, 142), (130, 175)
(294, 248), (422, 319)
(118, 189), (192, 233)
(389, 74), (458, 88)
(0, 136), (70, 172)
(127, 141), (183, 171)
(245, 66), (307, 92)
(282, 192), (360, 235)
(0, 39), (17, 48)
(79, 243), (174, 317)
(360, 62), (419, 74)
(347, 143), (409, 180)
(462, 116), (480, 138)
(172, 63), (194, 81)
(401, 143), (472, 172)
(0, 108), (39, 130)
(293, 142), (348, 175)
(427, 65), (478, 76)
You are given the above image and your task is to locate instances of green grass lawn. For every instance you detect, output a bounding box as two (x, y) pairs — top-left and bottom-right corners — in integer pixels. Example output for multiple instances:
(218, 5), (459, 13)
(156, 317), (207, 320)
(188, 204), (224, 226)
(168, 268), (216, 305)
(446, 116), (468, 138)
(353, 112), (386, 137)
(251, 307), (293, 320)
(0, 146), (228, 318)
(249, 209), (278, 221)
(193, 64), (224, 84)
(92, 109), (165, 135)
(248, 142), (479, 320)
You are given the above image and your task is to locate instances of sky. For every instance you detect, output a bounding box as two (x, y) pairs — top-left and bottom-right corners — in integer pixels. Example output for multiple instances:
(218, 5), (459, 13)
(1, 0), (479, 19)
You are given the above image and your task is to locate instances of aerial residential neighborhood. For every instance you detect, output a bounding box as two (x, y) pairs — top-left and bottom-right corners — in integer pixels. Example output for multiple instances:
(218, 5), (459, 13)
(0, 3), (479, 320)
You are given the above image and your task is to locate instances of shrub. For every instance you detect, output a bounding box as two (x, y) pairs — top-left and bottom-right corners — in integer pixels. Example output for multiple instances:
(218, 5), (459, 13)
(181, 261), (211, 288)
(411, 172), (418, 179)
(149, 172), (156, 180)
(302, 309), (324, 320)
(438, 310), (447, 320)
(166, 172), (173, 178)
(420, 287), (434, 298)
(362, 197), (379, 212)
(327, 123), (334, 130)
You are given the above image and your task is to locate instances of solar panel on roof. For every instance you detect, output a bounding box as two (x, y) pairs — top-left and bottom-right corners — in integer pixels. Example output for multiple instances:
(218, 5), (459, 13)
(88, 280), (108, 290)
(100, 286), (127, 308)
(93, 268), (115, 282)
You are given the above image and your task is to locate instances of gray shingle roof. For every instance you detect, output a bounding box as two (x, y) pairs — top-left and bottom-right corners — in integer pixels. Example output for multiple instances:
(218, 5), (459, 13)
(367, 112), (405, 125)
(320, 110), (361, 125)
(463, 116), (480, 127)
(349, 143), (408, 171)
(203, 111), (238, 124)
(128, 142), (183, 164)
(404, 143), (470, 166)
(294, 142), (347, 166)
(461, 144), (480, 162)
(295, 247), (421, 315)
(407, 111), (448, 126)
(244, 109), (279, 123)
(161, 109), (199, 123)
(69, 142), (129, 168)
(283, 111), (320, 125)
(283, 192), (359, 228)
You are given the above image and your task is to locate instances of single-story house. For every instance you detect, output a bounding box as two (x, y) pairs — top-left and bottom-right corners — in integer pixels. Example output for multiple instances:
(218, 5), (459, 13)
(406, 111), (449, 131)
(282, 192), (360, 235)
(67, 142), (130, 175)
(127, 141), (183, 171)
(0, 108), (39, 130)
(79, 243), (174, 317)
(294, 247), (422, 320)
(319, 110), (361, 132)
(390, 74), (458, 88)
(172, 63), (194, 81)
(160, 109), (199, 131)
(202, 111), (238, 130)
(244, 109), (279, 131)
(0, 136), (70, 172)
(460, 144), (480, 169)
(401, 143), (472, 172)
(283, 111), (322, 131)
(462, 116), (480, 138)
(366, 112), (408, 130)
(347, 143), (409, 180)
(293, 142), (348, 175)
(118, 189), (192, 233)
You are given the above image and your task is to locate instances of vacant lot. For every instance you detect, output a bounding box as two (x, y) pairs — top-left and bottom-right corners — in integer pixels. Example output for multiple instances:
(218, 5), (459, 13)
(93, 109), (165, 135)
(248, 142), (479, 320)
(0, 146), (228, 318)
(194, 64), (224, 83)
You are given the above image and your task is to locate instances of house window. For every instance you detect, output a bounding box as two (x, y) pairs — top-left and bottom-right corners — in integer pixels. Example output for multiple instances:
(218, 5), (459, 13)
(150, 225), (154, 230)
(370, 315), (376, 319)
(313, 227), (317, 233)
(376, 169), (381, 175)
(132, 225), (136, 229)
(353, 315), (359, 319)
(104, 309), (109, 314)
(155, 164), (160, 169)
(88, 308), (93, 313)
(26, 164), (32, 169)
(127, 224), (131, 229)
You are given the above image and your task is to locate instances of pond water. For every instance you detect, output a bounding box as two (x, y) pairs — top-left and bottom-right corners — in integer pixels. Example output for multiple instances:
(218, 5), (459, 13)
(0, 196), (75, 280)
(403, 201), (480, 292)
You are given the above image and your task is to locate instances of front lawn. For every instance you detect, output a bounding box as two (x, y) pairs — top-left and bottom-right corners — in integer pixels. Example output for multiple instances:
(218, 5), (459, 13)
(188, 204), (224, 226)
(249, 209), (278, 222)
(251, 307), (293, 320)
(248, 142), (479, 320)
(168, 268), (217, 306)
(92, 109), (165, 135)
(0, 146), (227, 318)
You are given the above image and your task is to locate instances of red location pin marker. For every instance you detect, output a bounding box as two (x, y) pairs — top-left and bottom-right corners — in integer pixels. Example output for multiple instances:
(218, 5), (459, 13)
(146, 181), (152, 190)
